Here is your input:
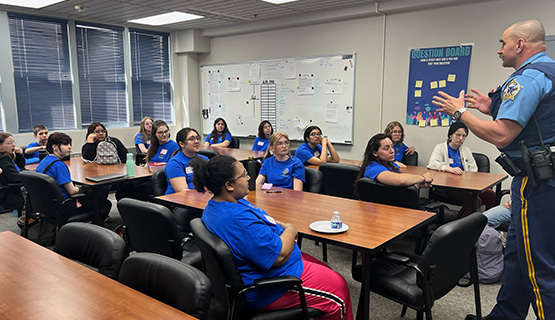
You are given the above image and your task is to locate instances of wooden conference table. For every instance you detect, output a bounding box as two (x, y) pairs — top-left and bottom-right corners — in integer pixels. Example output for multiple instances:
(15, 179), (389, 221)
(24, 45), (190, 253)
(156, 188), (436, 320)
(0, 231), (198, 320)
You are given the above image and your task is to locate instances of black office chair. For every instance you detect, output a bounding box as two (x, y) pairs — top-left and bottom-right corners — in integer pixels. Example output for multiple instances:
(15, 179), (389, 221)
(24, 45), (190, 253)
(0, 183), (25, 216)
(198, 148), (220, 159)
(229, 137), (240, 149)
(119, 252), (212, 320)
(303, 167), (323, 194)
(117, 198), (202, 269)
(190, 218), (325, 320)
(19, 170), (96, 241)
(134, 144), (147, 166)
(151, 168), (168, 196)
(319, 162), (360, 199)
(352, 213), (487, 320)
(55, 222), (128, 280)
(245, 158), (261, 191)
(290, 148), (297, 156)
(402, 151), (419, 166)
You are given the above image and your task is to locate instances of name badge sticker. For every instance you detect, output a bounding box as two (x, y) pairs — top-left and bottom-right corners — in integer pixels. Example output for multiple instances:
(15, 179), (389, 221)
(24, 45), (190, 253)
(160, 149), (167, 156)
(185, 166), (193, 174)
(264, 215), (276, 225)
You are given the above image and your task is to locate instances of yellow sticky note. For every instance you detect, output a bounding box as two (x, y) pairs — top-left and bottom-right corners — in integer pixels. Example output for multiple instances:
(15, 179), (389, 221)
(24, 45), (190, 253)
(442, 118), (450, 126)
(415, 80), (423, 88)
(419, 120), (426, 127)
(430, 119), (438, 127)
(430, 81), (438, 89)
(414, 90), (422, 97)
(439, 80), (446, 88)
(447, 74), (456, 82)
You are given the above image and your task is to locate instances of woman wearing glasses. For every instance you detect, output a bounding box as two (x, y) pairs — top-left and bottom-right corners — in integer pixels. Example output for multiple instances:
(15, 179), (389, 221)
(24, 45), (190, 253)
(145, 120), (179, 165)
(255, 132), (304, 191)
(295, 125), (340, 166)
(427, 121), (495, 218)
(82, 122), (128, 163)
(383, 121), (416, 168)
(0, 132), (25, 211)
(191, 155), (353, 320)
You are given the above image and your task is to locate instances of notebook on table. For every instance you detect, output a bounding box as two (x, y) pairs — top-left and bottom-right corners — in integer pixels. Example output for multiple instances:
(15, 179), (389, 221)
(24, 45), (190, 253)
(85, 173), (128, 183)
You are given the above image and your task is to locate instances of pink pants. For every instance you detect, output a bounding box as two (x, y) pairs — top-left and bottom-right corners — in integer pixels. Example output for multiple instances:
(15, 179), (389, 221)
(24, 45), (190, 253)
(262, 253), (353, 320)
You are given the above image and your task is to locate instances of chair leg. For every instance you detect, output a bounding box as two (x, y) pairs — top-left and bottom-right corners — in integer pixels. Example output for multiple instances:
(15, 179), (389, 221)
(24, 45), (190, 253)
(401, 305), (408, 317)
(322, 243), (328, 263)
(416, 310), (424, 320)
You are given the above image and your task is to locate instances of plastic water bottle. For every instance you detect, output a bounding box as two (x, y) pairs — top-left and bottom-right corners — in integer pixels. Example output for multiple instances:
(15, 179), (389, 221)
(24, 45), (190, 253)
(331, 211), (342, 229)
(126, 153), (135, 177)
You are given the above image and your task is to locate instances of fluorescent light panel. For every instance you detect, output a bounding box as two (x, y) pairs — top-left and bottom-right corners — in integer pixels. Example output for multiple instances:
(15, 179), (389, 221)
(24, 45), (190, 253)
(261, 0), (300, 4)
(0, 0), (66, 9)
(129, 12), (203, 26)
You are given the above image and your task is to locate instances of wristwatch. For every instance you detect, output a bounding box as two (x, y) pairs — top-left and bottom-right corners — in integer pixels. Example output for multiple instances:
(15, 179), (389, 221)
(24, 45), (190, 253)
(453, 107), (467, 120)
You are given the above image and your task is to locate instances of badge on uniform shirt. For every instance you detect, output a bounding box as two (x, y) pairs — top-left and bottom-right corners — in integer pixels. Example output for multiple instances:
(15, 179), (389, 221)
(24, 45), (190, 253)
(160, 149), (167, 156)
(185, 166), (193, 174)
(264, 214), (276, 225)
(449, 158), (454, 164)
(281, 168), (290, 176)
(314, 151), (320, 157)
(503, 78), (522, 101)
(258, 141), (264, 146)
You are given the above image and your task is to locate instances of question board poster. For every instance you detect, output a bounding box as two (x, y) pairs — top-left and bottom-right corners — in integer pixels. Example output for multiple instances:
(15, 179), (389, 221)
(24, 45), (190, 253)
(406, 45), (472, 127)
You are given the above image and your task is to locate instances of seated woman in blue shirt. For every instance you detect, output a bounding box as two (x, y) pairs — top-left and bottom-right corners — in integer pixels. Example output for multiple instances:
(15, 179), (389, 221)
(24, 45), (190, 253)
(203, 117), (232, 148)
(134, 116), (153, 154)
(255, 132), (305, 191)
(36, 132), (111, 219)
(190, 155), (352, 319)
(145, 120), (179, 165)
(252, 121), (273, 152)
(295, 125), (340, 166)
(383, 121), (416, 168)
(356, 133), (432, 187)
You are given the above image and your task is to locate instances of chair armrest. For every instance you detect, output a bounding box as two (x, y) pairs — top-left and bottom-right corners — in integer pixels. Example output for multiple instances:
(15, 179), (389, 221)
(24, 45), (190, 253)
(424, 202), (447, 224)
(253, 275), (302, 288)
(495, 189), (511, 206)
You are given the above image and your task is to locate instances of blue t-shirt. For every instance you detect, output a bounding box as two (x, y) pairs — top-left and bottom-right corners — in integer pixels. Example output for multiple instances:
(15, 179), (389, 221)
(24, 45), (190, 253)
(24, 142), (41, 165)
(36, 155), (72, 199)
(165, 151), (209, 194)
(447, 143), (464, 170)
(135, 132), (150, 150)
(295, 143), (326, 166)
(259, 156), (305, 189)
(149, 140), (179, 164)
(204, 132), (231, 146)
(393, 143), (408, 162)
(202, 198), (303, 308)
(252, 137), (269, 151)
(363, 161), (400, 182)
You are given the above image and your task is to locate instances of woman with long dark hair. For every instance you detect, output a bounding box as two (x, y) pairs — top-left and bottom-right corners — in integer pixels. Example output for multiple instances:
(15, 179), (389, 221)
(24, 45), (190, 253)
(295, 125), (340, 166)
(252, 121), (273, 152)
(82, 122), (128, 163)
(145, 120), (179, 164)
(203, 117), (231, 148)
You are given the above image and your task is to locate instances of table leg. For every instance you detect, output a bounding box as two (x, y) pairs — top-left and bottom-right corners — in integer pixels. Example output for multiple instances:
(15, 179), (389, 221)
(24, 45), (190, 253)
(471, 192), (479, 213)
(356, 252), (371, 320)
(91, 187), (104, 227)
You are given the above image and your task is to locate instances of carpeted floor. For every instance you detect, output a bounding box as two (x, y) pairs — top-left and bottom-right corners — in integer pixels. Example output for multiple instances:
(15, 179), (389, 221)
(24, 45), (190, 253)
(0, 202), (536, 320)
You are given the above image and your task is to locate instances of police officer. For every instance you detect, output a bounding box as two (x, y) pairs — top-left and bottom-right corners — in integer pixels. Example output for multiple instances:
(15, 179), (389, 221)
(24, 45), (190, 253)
(432, 19), (555, 320)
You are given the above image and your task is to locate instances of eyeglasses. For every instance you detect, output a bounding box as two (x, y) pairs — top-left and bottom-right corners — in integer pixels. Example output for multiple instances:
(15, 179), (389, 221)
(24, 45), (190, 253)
(94, 129), (107, 134)
(391, 131), (402, 135)
(2, 140), (15, 145)
(156, 130), (170, 136)
(229, 169), (249, 181)
(276, 140), (290, 147)
(187, 136), (201, 142)
(310, 132), (322, 137)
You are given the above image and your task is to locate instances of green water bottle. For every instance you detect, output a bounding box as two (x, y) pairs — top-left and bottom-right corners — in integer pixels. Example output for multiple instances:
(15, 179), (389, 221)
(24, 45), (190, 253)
(126, 153), (135, 177)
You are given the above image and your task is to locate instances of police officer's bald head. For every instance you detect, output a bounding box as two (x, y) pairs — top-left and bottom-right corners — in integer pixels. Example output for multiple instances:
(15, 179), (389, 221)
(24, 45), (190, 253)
(509, 19), (545, 44)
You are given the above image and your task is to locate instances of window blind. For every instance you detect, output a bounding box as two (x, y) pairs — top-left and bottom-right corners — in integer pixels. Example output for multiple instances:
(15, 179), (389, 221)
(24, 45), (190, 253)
(129, 28), (172, 125)
(9, 14), (74, 132)
(76, 23), (126, 127)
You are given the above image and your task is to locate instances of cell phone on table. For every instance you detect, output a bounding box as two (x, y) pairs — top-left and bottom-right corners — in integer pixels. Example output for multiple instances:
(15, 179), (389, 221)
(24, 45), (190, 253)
(265, 190), (282, 193)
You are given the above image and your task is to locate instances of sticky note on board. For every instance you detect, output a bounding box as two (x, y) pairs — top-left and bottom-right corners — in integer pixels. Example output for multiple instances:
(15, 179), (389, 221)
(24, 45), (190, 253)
(430, 81), (438, 89)
(419, 120), (426, 127)
(430, 119), (438, 127)
(442, 118), (450, 126)
(414, 90), (422, 97)
(447, 74), (456, 82)
(439, 80), (446, 88)
(415, 80), (423, 88)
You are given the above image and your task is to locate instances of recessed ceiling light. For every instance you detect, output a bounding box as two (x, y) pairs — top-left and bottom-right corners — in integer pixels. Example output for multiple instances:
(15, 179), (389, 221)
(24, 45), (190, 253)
(0, 0), (66, 9)
(129, 12), (203, 26)
(261, 0), (299, 4)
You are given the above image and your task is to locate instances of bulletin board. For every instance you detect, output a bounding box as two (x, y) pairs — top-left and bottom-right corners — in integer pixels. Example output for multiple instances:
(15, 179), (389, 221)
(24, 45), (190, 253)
(200, 53), (356, 144)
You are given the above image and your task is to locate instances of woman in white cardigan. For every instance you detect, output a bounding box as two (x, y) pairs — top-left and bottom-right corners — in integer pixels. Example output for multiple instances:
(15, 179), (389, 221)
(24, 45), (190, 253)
(427, 121), (495, 218)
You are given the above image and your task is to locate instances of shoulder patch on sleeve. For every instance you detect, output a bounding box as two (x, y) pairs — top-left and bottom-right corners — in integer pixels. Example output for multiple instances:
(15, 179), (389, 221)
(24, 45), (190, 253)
(503, 78), (523, 101)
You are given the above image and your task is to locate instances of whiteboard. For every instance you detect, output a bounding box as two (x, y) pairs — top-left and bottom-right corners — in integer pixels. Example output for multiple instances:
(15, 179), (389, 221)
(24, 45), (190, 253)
(200, 53), (356, 144)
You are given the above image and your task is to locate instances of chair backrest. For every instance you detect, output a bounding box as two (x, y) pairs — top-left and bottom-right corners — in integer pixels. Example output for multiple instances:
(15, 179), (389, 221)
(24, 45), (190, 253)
(319, 163), (360, 199)
(19, 170), (64, 216)
(198, 149), (220, 159)
(55, 222), (128, 280)
(119, 252), (212, 320)
(402, 151), (419, 166)
(190, 218), (245, 309)
(117, 198), (184, 259)
(246, 159), (261, 191)
(418, 213), (487, 299)
(229, 137), (240, 149)
(356, 177), (421, 210)
(304, 167), (323, 194)
(472, 152), (490, 173)
(290, 148), (296, 156)
(151, 168), (168, 196)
